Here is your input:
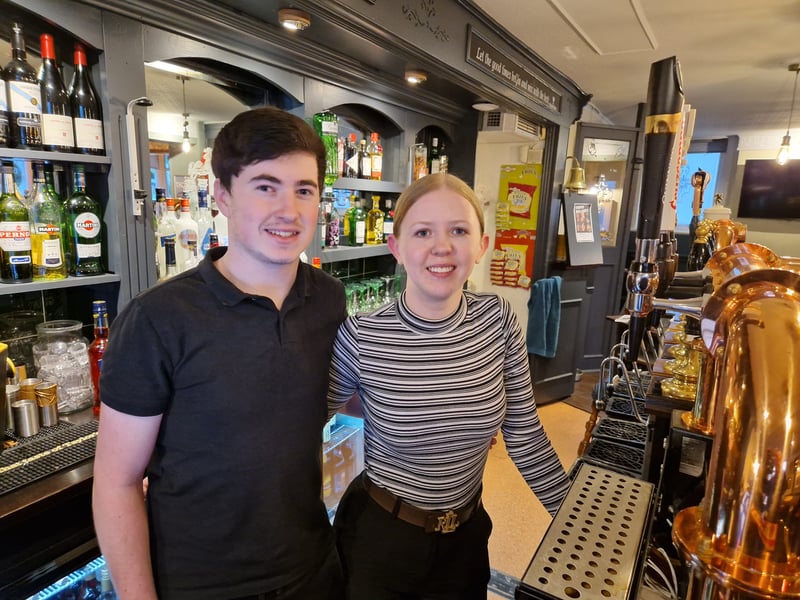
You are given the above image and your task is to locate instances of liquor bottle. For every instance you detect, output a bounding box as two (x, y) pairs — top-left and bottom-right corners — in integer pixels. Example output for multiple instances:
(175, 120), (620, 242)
(89, 299), (108, 416)
(383, 198), (394, 240)
(155, 198), (177, 279)
(317, 196), (328, 250)
(208, 232), (220, 249)
(3, 23), (43, 149)
(0, 163), (33, 282)
(686, 227), (712, 272)
(343, 133), (358, 178)
(162, 237), (178, 280)
(346, 193), (366, 246)
(29, 162), (67, 280)
(68, 43), (105, 155)
(0, 68), (8, 147)
(367, 132), (382, 181)
(429, 137), (441, 174)
(439, 142), (448, 174)
(326, 202), (340, 248)
(175, 197), (198, 270)
(195, 187), (214, 259)
(38, 33), (75, 152)
(313, 110), (339, 188)
(80, 571), (101, 600)
(210, 196), (228, 247)
(64, 167), (104, 276)
(98, 567), (117, 600)
(182, 240), (198, 272)
(358, 139), (371, 179)
(365, 194), (384, 245)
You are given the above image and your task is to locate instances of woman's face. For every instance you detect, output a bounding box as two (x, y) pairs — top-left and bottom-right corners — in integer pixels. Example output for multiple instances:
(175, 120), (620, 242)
(388, 187), (488, 319)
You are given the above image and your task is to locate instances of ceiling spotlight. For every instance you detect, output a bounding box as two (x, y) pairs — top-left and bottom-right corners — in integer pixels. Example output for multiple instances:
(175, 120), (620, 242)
(279, 8), (311, 31)
(472, 100), (499, 112)
(405, 69), (427, 85)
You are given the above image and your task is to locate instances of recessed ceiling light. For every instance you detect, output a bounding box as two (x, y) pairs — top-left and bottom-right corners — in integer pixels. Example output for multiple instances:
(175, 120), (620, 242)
(472, 101), (499, 112)
(405, 69), (427, 84)
(279, 8), (311, 31)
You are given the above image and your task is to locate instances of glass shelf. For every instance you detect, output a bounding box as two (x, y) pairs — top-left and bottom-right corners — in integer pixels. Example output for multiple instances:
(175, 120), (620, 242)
(0, 273), (120, 296)
(0, 149), (111, 165)
(333, 178), (405, 194)
(321, 244), (391, 264)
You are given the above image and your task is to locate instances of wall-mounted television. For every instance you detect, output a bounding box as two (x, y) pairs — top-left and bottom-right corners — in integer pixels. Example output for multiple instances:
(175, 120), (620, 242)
(737, 159), (800, 219)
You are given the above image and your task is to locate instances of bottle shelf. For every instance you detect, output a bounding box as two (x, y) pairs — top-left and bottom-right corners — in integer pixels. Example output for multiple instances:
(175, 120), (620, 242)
(0, 273), (120, 295)
(0, 148), (111, 165)
(333, 178), (405, 194)
(321, 244), (391, 264)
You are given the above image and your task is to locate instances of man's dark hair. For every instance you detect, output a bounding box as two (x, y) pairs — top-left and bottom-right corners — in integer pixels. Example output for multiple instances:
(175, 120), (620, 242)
(211, 106), (326, 192)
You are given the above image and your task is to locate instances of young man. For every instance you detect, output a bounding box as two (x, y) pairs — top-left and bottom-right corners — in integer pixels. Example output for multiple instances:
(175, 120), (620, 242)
(93, 107), (347, 600)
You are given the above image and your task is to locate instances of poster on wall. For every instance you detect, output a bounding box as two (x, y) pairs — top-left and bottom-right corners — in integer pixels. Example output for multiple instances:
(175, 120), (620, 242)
(492, 164), (541, 289)
(562, 192), (603, 266)
(496, 164), (542, 231)
(490, 230), (535, 290)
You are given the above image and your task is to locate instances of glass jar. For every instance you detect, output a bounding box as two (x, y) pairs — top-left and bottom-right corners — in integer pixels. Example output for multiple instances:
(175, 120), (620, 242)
(32, 320), (93, 414)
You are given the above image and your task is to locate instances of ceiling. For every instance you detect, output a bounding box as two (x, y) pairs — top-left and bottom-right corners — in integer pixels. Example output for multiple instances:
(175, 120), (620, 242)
(471, 0), (800, 141)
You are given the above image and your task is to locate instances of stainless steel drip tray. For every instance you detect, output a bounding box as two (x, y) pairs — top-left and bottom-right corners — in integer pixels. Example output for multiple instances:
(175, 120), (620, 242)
(517, 462), (654, 600)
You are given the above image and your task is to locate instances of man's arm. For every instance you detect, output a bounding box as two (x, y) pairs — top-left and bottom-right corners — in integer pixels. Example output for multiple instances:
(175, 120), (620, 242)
(92, 403), (162, 600)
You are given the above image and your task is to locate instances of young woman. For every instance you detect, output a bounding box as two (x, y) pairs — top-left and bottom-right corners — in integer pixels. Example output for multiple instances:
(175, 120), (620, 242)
(328, 172), (570, 599)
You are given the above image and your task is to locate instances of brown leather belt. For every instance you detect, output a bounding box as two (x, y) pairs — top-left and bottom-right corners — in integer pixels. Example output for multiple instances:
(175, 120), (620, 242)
(362, 474), (482, 534)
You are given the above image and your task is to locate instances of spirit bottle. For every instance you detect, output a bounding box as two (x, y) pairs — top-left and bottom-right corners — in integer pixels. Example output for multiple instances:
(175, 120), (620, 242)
(358, 139), (371, 179)
(365, 194), (384, 245)
(155, 197), (178, 279)
(195, 187), (214, 259)
(162, 237), (178, 279)
(0, 163), (32, 282)
(439, 142), (448, 174)
(343, 133), (358, 178)
(89, 299), (108, 416)
(29, 162), (67, 280)
(367, 132), (382, 181)
(346, 193), (366, 246)
(326, 202), (340, 248)
(383, 198), (394, 239)
(64, 167), (104, 275)
(3, 23), (43, 149)
(429, 137), (441, 174)
(313, 110), (339, 188)
(175, 197), (198, 271)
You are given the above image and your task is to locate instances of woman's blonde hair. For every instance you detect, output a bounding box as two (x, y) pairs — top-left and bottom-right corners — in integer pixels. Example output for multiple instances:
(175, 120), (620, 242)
(392, 173), (485, 236)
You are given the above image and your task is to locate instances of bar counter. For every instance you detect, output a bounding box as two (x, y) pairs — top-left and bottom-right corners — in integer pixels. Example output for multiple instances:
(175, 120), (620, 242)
(0, 408), (99, 599)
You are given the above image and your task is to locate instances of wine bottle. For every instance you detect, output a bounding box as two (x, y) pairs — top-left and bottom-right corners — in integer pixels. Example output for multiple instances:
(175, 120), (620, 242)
(0, 73), (9, 147)
(358, 139), (371, 179)
(68, 43), (105, 155)
(29, 162), (67, 280)
(0, 163), (33, 282)
(89, 299), (108, 416)
(382, 198), (394, 240)
(342, 133), (358, 178)
(64, 167), (105, 275)
(429, 137), (441, 174)
(3, 23), (43, 149)
(38, 34), (75, 152)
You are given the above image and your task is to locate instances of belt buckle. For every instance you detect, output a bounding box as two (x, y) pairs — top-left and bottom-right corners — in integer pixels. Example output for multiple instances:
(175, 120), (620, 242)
(431, 509), (460, 534)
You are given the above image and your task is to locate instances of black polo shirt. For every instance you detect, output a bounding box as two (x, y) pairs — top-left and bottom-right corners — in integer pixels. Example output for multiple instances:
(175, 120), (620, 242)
(100, 247), (347, 599)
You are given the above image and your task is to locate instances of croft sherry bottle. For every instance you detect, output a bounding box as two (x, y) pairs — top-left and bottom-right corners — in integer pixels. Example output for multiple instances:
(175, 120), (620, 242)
(29, 162), (67, 280)
(0, 163), (33, 282)
(64, 167), (105, 275)
(3, 23), (43, 149)
(68, 43), (105, 155)
(38, 33), (75, 152)
(89, 299), (109, 416)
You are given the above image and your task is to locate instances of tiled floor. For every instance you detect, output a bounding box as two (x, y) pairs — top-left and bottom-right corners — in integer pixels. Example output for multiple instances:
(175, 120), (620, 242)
(484, 393), (594, 598)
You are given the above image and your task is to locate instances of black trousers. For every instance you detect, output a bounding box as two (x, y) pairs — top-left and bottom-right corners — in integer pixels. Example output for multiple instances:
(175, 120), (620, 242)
(333, 474), (493, 600)
(234, 544), (345, 600)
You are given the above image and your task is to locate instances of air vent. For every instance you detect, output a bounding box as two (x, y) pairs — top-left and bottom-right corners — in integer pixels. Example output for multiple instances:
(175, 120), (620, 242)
(479, 111), (541, 140)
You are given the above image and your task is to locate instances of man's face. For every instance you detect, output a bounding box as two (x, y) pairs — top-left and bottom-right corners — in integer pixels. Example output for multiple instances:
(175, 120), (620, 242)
(215, 152), (320, 267)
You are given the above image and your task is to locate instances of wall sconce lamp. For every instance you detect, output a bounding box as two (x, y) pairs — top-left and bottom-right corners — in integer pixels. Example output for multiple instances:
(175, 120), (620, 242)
(777, 63), (800, 165)
(125, 96), (154, 216)
(564, 156), (587, 192)
(405, 69), (427, 84)
(279, 8), (311, 31)
(472, 100), (499, 112)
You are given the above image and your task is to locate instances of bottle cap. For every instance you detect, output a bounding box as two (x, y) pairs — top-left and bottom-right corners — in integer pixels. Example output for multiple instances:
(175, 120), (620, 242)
(40, 34), (56, 59)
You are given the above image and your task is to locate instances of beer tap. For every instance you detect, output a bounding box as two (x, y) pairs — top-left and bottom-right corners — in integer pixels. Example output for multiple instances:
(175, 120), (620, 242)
(625, 56), (684, 364)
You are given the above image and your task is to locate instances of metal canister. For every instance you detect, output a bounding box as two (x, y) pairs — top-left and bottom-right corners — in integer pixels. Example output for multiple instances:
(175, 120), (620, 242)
(5, 384), (19, 433)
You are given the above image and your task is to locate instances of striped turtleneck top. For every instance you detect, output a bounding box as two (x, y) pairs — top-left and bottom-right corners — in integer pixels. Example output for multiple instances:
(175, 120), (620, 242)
(328, 290), (569, 516)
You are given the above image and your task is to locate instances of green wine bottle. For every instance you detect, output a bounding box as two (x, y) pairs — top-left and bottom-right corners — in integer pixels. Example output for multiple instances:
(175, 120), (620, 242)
(0, 163), (33, 282)
(64, 167), (105, 276)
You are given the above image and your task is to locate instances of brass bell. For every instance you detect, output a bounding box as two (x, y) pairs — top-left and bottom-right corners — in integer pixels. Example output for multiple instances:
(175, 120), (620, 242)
(564, 156), (587, 192)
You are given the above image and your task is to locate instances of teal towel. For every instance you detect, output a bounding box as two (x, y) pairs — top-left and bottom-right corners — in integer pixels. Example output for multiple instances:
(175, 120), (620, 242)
(526, 276), (562, 358)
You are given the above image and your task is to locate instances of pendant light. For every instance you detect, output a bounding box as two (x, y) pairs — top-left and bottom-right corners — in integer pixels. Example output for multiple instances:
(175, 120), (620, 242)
(180, 76), (191, 153)
(776, 63), (800, 165)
